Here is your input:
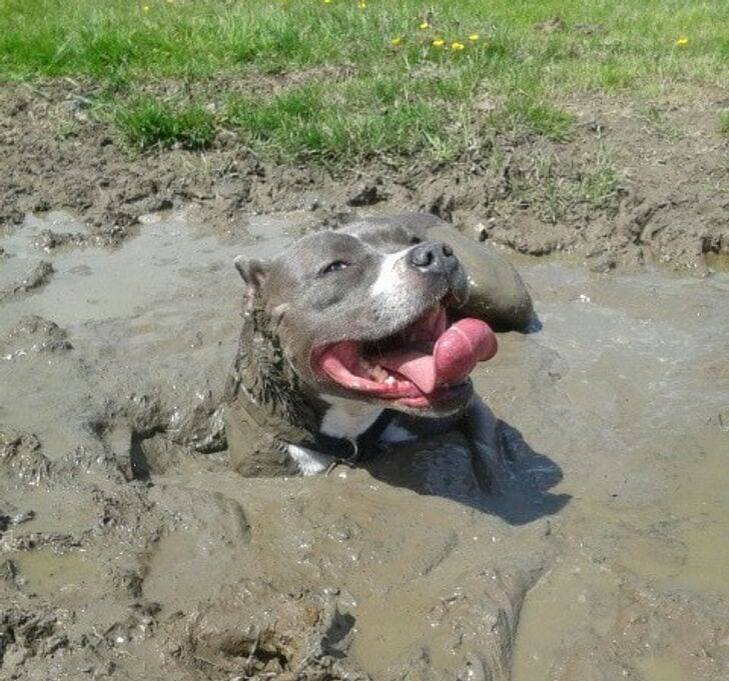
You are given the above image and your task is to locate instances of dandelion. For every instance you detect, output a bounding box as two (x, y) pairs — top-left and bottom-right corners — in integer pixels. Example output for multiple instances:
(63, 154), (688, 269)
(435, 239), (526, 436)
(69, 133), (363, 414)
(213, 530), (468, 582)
(390, 37), (402, 47)
(432, 38), (445, 48)
(675, 37), (689, 47)
(468, 34), (479, 42)
(358, 1), (366, 8)
(142, 5), (150, 12)
(323, 0), (332, 4)
(451, 42), (465, 51)
(419, 22), (429, 30)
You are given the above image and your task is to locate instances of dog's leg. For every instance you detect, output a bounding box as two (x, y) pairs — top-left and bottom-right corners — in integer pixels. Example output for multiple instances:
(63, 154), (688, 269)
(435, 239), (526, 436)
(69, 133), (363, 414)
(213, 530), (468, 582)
(461, 395), (509, 492)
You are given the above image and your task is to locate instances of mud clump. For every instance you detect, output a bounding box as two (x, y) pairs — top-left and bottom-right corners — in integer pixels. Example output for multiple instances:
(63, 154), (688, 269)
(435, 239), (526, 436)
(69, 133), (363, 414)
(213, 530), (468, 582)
(1, 316), (72, 357)
(33, 227), (129, 251)
(347, 181), (388, 208)
(0, 606), (68, 671)
(20, 261), (54, 291)
(0, 430), (50, 484)
(175, 584), (368, 679)
(0, 261), (54, 302)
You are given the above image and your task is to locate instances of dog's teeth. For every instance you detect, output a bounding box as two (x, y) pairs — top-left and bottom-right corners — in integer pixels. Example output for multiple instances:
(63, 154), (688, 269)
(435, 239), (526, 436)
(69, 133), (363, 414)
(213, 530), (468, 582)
(371, 365), (390, 382)
(384, 375), (396, 385)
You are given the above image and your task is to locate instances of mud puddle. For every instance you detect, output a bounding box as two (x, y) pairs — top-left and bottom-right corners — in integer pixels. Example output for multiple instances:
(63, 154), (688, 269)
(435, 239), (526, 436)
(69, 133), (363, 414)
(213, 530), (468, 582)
(1, 212), (728, 680)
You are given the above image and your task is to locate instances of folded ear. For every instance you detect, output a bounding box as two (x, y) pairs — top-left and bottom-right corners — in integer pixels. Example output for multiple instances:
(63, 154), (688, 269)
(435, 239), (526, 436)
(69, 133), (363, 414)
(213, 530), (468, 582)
(234, 256), (270, 308)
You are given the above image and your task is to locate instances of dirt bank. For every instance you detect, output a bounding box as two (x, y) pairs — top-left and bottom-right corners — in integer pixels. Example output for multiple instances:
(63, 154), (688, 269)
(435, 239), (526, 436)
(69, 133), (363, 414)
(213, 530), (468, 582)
(1, 81), (727, 271)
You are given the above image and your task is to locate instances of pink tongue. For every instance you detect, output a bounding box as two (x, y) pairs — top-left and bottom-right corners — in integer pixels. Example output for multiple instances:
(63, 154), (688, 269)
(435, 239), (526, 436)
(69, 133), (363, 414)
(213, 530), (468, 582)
(379, 318), (497, 394)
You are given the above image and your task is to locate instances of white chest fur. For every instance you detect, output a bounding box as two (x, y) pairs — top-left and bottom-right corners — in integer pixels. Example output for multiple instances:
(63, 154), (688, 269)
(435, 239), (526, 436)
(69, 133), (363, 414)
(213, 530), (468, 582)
(287, 397), (416, 475)
(320, 397), (383, 439)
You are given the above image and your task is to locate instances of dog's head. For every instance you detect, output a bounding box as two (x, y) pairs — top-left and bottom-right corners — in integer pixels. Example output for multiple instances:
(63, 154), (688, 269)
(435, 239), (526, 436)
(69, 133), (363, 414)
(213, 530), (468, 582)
(235, 221), (496, 418)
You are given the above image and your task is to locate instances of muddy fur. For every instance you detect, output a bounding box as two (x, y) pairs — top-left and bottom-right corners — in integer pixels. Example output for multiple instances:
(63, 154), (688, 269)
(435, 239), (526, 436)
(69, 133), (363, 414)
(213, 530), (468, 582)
(224, 299), (330, 477)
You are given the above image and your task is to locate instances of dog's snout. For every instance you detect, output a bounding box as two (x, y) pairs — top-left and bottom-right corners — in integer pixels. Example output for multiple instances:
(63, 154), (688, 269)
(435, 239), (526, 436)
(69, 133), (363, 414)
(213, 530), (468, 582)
(407, 241), (456, 273)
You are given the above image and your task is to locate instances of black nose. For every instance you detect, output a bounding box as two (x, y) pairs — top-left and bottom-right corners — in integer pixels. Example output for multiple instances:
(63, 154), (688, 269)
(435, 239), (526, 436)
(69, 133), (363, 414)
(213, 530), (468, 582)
(407, 241), (456, 273)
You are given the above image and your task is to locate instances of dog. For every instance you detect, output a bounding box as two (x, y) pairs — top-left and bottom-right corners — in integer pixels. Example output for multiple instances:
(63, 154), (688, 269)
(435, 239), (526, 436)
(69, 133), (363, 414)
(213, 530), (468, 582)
(224, 214), (532, 480)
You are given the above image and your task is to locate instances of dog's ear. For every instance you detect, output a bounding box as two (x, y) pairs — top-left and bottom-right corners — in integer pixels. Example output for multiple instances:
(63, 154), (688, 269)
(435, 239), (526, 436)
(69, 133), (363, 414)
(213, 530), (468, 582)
(234, 256), (269, 308)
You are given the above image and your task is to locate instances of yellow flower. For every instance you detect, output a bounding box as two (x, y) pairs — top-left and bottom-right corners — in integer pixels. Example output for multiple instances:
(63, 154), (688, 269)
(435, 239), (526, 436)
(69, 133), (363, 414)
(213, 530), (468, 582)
(419, 22), (429, 30)
(390, 37), (402, 46)
(142, 4), (150, 12)
(675, 37), (689, 47)
(358, 0), (366, 8)
(451, 42), (465, 51)
(323, 0), (332, 4)
(468, 34), (479, 42)
(432, 38), (445, 47)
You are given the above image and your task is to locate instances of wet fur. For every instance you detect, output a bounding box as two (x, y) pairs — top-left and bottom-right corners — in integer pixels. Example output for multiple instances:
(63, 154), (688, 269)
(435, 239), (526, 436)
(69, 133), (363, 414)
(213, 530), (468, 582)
(224, 297), (330, 476)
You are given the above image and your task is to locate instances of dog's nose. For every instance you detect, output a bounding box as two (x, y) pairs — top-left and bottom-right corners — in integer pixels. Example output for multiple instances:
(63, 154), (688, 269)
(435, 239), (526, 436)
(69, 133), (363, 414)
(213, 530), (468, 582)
(407, 241), (456, 273)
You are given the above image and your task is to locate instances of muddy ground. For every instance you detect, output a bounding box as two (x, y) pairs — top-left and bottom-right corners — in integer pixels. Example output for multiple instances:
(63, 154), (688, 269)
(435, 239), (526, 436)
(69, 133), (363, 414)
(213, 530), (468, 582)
(1, 81), (728, 270)
(1, 82), (729, 681)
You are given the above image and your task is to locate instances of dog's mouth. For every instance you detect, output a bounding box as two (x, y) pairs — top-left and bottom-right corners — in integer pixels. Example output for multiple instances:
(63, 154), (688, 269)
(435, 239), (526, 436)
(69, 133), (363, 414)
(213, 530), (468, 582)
(312, 305), (497, 408)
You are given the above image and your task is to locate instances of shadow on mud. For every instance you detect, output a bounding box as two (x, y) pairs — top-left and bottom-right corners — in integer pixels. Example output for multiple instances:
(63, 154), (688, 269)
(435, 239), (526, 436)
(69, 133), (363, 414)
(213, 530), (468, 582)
(363, 419), (570, 525)
(489, 421), (570, 524)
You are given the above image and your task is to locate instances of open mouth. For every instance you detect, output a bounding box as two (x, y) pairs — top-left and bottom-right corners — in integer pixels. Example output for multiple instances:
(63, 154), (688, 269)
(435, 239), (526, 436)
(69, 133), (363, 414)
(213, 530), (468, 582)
(312, 305), (497, 408)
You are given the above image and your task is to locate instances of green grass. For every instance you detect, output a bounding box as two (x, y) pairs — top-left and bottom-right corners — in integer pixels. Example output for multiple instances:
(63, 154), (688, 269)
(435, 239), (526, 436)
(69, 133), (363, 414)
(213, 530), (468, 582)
(224, 79), (449, 160)
(720, 110), (729, 135)
(1, 0), (727, 158)
(576, 144), (619, 208)
(503, 99), (576, 141)
(116, 98), (216, 149)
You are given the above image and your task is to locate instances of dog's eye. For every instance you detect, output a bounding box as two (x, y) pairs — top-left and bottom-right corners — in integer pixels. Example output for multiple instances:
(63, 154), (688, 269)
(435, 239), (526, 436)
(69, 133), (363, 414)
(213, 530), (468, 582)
(409, 236), (422, 245)
(319, 260), (350, 276)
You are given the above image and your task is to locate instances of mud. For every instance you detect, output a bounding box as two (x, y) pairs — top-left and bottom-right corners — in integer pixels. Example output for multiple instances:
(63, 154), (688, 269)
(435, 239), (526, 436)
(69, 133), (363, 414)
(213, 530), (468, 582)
(1, 208), (728, 680)
(1, 82), (727, 272)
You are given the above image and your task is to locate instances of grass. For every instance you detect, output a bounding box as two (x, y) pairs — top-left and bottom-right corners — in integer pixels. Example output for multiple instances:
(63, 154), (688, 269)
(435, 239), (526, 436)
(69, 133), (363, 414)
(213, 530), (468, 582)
(116, 98), (216, 149)
(502, 99), (576, 141)
(1, 1), (727, 159)
(576, 144), (619, 208)
(225, 79), (450, 161)
(720, 110), (729, 135)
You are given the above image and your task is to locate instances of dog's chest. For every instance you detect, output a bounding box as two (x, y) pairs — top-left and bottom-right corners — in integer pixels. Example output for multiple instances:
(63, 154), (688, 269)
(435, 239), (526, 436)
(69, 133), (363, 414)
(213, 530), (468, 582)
(319, 398), (384, 439)
(287, 398), (416, 475)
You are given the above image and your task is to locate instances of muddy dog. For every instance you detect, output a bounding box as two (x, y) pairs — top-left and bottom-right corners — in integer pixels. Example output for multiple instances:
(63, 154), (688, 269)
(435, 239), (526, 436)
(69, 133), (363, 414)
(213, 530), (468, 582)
(225, 214), (533, 481)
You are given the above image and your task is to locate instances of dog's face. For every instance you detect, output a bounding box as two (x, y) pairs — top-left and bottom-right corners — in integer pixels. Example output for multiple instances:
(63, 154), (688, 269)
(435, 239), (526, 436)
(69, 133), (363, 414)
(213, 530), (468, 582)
(236, 222), (496, 418)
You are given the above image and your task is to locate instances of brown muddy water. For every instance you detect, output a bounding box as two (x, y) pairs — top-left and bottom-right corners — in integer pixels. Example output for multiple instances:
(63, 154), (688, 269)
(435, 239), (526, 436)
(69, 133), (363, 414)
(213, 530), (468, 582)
(1, 211), (728, 680)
